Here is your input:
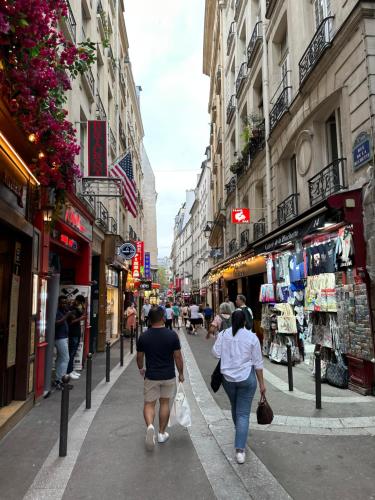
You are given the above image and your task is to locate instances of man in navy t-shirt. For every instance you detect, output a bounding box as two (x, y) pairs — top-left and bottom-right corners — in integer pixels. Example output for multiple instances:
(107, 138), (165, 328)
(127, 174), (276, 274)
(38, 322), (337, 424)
(137, 306), (184, 451)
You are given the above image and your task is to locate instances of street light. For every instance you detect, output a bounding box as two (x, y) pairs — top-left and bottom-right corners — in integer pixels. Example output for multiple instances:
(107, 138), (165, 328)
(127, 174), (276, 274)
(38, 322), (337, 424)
(204, 221), (213, 238)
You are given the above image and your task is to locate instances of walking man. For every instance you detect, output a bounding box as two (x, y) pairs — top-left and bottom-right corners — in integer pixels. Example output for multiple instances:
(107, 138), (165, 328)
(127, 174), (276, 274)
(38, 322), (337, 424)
(54, 296), (73, 390)
(141, 298), (151, 328)
(67, 294), (86, 380)
(225, 296), (235, 313)
(137, 306), (184, 451)
(235, 294), (253, 330)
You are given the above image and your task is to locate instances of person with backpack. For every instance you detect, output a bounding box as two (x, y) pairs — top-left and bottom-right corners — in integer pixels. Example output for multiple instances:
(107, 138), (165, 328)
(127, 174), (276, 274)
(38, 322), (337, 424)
(235, 294), (253, 331)
(206, 302), (232, 339)
(172, 303), (180, 329)
(212, 309), (265, 464)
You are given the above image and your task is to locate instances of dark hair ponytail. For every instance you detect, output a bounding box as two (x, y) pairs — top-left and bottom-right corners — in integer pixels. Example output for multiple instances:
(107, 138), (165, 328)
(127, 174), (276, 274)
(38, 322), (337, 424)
(231, 310), (245, 336)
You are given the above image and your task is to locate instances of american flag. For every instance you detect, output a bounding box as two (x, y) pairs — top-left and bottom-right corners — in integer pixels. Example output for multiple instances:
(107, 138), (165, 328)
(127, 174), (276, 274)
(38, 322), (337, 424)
(110, 152), (137, 217)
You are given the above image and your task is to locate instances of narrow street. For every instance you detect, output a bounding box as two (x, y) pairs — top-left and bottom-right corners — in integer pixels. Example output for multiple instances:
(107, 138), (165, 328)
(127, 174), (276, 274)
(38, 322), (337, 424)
(1, 330), (374, 500)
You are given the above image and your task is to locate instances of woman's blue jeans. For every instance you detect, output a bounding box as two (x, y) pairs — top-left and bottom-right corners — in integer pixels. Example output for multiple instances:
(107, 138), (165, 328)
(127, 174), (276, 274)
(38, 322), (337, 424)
(222, 369), (257, 450)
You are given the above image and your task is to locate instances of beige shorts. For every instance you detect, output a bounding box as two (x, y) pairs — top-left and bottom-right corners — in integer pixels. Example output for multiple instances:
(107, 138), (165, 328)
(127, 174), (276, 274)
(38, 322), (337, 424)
(144, 378), (176, 402)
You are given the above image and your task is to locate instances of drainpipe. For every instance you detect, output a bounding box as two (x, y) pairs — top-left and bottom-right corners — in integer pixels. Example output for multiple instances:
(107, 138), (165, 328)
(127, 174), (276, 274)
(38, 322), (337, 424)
(261, 0), (272, 233)
(116, 0), (120, 231)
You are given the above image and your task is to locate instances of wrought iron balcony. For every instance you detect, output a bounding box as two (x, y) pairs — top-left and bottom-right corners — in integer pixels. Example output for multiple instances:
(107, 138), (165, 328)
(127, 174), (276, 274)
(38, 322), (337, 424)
(234, 0), (243, 21)
(247, 22), (262, 68)
(109, 127), (116, 152)
(225, 176), (236, 195)
(216, 66), (222, 95)
(82, 66), (95, 99)
(96, 93), (106, 120)
(269, 84), (291, 132)
(129, 225), (137, 241)
(108, 44), (116, 72)
(266, 0), (277, 19)
(228, 238), (238, 255)
(226, 95), (236, 124)
(235, 62), (247, 97)
(108, 216), (118, 235)
(240, 229), (249, 248)
(95, 201), (109, 231)
(254, 219), (266, 240)
(277, 193), (299, 226)
(63, 1), (76, 43)
(216, 127), (222, 155)
(249, 122), (265, 159)
(227, 22), (236, 55)
(299, 17), (334, 86)
(308, 158), (347, 207)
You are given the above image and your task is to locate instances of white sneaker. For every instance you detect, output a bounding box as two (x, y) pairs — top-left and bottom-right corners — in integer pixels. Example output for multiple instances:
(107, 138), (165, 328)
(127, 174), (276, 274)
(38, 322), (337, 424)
(72, 371), (81, 377)
(157, 432), (169, 444)
(236, 451), (246, 464)
(145, 425), (155, 451)
(69, 372), (80, 380)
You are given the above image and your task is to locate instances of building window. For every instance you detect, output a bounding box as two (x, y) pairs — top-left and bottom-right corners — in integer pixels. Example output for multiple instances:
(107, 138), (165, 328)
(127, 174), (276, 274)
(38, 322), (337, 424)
(326, 111), (341, 163)
(290, 155), (297, 194)
(314, 0), (331, 28)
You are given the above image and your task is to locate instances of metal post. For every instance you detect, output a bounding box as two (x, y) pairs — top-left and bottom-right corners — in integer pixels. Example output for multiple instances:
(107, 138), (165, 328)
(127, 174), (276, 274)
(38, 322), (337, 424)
(130, 325), (134, 354)
(59, 375), (70, 457)
(120, 333), (124, 367)
(86, 353), (92, 410)
(315, 351), (322, 409)
(106, 341), (111, 383)
(286, 345), (293, 392)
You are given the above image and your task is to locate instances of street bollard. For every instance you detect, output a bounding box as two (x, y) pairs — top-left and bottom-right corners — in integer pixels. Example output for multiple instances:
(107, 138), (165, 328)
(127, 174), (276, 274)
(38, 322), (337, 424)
(315, 351), (322, 409)
(286, 345), (294, 392)
(120, 333), (124, 367)
(130, 325), (134, 354)
(59, 375), (70, 457)
(86, 353), (92, 410)
(106, 341), (111, 383)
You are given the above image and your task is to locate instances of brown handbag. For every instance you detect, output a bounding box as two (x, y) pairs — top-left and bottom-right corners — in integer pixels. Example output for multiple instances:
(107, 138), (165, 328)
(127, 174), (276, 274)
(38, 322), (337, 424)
(256, 395), (274, 425)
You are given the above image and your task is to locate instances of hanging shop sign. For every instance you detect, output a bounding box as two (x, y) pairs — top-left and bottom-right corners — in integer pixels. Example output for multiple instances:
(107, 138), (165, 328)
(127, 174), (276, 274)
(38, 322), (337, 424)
(136, 241), (145, 272)
(139, 280), (152, 291)
(144, 252), (151, 279)
(62, 205), (93, 241)
(210, 247), (224, 258)
(118, 241), (137, 260)
(132, 251), (141, 278)
(88, 120), (107, 176)
(352, 132), (372, 171)
(255, 214), (326, 253)
(231, 208), (250, 224)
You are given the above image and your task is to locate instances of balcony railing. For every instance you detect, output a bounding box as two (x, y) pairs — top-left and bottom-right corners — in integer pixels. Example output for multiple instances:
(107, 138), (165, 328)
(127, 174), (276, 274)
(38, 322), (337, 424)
(277, 193), (299, 226)
(227, 22), (236, 55)
(216, 66), (222, 95)
(108, 216), (118, 235)
(96, 93), (106, 120)
(254, 219), (266, 240)
(299, 17), (334, 86)
(228, 238), (238, 255)
(269, 83), (291, 132)
(226, 94), (236, 124)
(240, 229), (249, 248)
(216, 127), (222, 155)
(63, 1), (76, 43)
(235, 62), (247, 97)
(234, 0), (243, 21)
(308, 158), (347, 207)
(82, 66), (95, 98)
(266, 0), (277, 19)
(249, 122), (265, 159)
(247, 22), (262, 68)
(95, 201), (109, 231)
(109, 127), (116, 152)
(225, 176), (236, 195)
(108, 44), (116, 73)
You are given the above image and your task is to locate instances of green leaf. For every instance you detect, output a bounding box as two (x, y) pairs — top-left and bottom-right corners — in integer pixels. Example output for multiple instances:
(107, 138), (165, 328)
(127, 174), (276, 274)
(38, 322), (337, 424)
(18, 19), (29, 27)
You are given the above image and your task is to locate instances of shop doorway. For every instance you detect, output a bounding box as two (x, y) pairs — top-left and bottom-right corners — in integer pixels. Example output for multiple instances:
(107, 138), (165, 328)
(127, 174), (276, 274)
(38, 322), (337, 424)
(0, 236), (13, 407)
(227, 280), (238, 303)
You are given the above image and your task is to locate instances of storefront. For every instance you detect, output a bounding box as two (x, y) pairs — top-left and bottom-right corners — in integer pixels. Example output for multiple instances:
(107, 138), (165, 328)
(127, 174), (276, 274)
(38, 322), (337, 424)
(0, 126), (39, 417)
(254, 190), (374, 394)
(35, 193), (93, 396)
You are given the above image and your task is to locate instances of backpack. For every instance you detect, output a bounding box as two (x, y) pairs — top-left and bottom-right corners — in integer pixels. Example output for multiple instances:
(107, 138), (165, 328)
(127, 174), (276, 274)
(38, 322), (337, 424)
(219, 314), (231, 330)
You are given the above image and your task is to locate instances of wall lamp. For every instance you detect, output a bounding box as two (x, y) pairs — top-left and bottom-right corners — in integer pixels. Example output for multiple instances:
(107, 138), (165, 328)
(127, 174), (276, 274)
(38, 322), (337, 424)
(203, 219), (225, 238)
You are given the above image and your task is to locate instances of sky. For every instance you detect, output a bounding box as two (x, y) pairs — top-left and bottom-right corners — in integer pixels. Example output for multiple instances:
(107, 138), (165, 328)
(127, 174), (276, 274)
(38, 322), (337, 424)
(125, 0), (210, 258)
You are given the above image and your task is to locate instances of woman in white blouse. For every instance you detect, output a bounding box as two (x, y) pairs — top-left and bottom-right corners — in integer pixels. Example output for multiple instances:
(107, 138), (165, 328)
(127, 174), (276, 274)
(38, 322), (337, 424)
(212, 309), (266, 464)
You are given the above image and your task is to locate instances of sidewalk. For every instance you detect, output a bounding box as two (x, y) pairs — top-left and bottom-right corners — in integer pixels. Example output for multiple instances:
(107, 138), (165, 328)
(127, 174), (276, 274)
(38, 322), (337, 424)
(183, 327), (375, 500)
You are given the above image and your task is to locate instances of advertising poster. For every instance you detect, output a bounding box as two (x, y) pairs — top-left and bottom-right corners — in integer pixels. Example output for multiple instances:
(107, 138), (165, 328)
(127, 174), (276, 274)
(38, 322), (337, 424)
(60, 285), (91, 371)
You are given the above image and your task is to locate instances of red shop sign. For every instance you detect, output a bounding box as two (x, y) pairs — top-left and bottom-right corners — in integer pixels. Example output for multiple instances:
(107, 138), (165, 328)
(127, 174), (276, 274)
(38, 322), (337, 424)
(231, 208), (250, 224)
(63, 205), (93, 241)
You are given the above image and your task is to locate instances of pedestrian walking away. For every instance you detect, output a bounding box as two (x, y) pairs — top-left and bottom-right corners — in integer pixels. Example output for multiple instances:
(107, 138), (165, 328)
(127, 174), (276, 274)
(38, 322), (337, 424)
(165, 303), (174, 329)
(54, 296), (73, 390)
(235, 294), (254, 331)
(172, 302), (180, 329)
(141, 299), (152, 328)
(212, 309), (266, 465)
(181, 303), (189, 327)
(225, 295), (236, 314)
(203, 303), (213, 331)
(67, 294), (86, 380)
(188, 302), (202, 335)
(206, 302), (232, 339)
(136, 306), (184, 451)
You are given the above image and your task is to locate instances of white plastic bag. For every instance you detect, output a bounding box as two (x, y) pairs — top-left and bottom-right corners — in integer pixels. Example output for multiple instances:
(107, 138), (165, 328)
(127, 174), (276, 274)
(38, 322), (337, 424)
(168, 383), (192, 427)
